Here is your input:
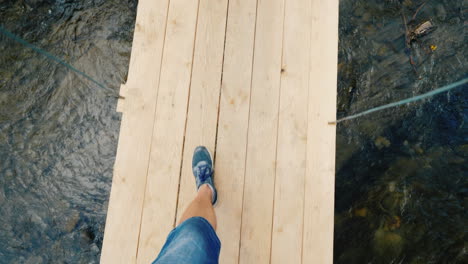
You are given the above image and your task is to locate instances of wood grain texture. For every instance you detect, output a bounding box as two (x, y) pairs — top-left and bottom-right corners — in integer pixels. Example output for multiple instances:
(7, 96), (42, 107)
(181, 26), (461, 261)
(136, 0), (200, 262)
(103, 0), (338, 262)
(302, 0), (338, 263)
(214, 0), (258, 263)
(238, 0), (285, 262)
(175, 0), (229, 225)
(270, 0), (311, 262)
(100, 0), (169, 262)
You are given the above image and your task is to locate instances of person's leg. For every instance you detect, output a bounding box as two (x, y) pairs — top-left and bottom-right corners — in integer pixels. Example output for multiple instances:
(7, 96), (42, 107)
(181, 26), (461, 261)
(152, 146), (220, 264)
(179, 184), (217, 230)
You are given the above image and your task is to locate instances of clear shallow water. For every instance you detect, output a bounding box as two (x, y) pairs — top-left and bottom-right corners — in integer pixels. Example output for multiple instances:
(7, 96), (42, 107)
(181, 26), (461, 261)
(0, 0), (466, 263)
(0, 0), (136, 262)
(335, 0), (467, 263)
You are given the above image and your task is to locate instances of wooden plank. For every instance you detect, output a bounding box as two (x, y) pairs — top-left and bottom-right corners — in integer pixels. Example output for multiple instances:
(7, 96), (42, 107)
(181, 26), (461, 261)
(100, 0), (169, 262)
(175, 0), (229, 224)
(213, 0), (258, 263)
(302, 0), (338, 263)
(270, 0), (311, 262)
(135, 0), (201, 262)
(238, 0), (285, 262)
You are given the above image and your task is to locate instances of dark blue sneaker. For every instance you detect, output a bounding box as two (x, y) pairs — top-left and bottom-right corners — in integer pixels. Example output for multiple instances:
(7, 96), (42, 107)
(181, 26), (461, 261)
(192, 146), (217, 205)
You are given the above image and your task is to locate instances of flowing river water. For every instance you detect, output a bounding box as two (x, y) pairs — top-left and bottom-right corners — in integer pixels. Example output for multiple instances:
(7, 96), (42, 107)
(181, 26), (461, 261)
(1, 0), (136, 262)
(0, 0), (466, 263)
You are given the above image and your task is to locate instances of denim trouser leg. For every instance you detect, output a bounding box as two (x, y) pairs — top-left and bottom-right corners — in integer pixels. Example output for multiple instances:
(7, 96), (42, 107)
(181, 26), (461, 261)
(152, 217), (221, 264)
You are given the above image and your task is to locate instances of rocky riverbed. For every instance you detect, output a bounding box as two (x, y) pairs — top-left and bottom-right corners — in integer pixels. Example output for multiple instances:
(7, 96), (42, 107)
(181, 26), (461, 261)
(335, 0), (467, 263)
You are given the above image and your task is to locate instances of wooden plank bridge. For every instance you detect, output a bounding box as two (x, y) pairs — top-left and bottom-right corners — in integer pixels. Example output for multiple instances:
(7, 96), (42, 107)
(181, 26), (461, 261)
(101, 0), (338, 263)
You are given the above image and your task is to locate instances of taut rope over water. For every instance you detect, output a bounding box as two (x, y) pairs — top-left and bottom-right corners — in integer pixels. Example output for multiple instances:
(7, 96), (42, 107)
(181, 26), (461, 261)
(329, 77), (468, 124)
(0, 25), (123, 99)
(1, 26), (465, 118)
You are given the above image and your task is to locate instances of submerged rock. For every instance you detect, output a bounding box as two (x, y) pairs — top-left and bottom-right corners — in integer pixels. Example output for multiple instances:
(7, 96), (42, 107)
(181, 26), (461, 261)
(373, 228), (404, 259)
(354, 207), (368, 217)
(374, 136), (391, 149)
(385, 215), (401, 230)
(24, 256), (44, 264)
(63, 211), (80, 233)
(435, 4), (447, 21)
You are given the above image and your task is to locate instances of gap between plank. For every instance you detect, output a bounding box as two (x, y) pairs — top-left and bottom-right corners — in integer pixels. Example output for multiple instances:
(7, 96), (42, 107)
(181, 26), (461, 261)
(135, 0), (172, 259)
(213, 0), (231, 165)
(268, 0), (287, 262)
(237, 0), (260, 262)
(173, 0), (202, 227)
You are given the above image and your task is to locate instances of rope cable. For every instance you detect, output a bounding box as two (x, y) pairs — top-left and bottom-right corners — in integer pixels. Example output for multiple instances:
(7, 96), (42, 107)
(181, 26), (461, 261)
(0, 25), (122, 98)
(329, 77), (467, 124)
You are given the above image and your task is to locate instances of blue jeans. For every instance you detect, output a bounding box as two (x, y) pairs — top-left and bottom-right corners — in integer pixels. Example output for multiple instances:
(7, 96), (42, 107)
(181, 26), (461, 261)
(152, 217), (221, 264)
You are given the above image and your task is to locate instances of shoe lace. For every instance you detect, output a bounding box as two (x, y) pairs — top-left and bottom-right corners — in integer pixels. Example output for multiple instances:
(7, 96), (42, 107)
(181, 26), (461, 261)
(197, 164), (211, 181)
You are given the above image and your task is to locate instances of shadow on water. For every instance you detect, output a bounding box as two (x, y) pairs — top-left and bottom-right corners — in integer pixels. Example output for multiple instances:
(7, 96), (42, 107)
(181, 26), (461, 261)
(335, 0), (467, 263)
(0, 0), (136, 263)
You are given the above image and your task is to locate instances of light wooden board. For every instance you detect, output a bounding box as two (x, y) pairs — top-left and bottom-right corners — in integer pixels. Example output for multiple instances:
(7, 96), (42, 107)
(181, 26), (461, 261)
(135, 0), (200, 262)
(103, 0), (339, 263)
(238, 0), (285, 262)
(302, 0), (339, 263)
(270, 0), (311, 262)
(100, 0), (169, 262)
(214, 0), (258, 263)
(175, 0), (229, 224)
